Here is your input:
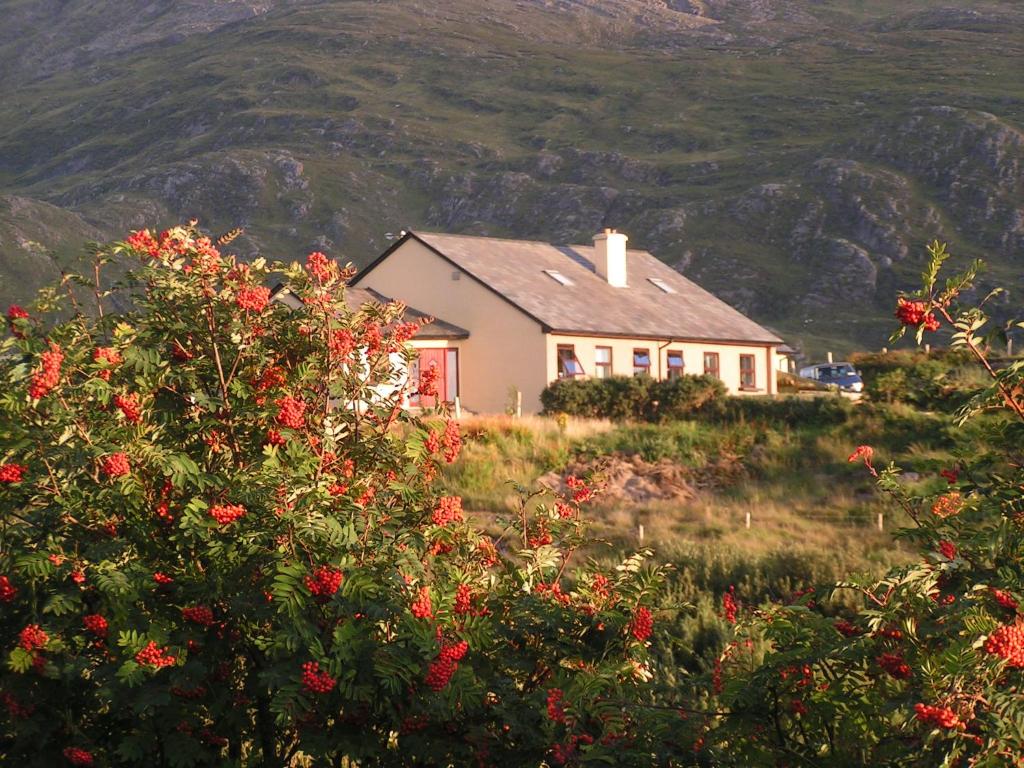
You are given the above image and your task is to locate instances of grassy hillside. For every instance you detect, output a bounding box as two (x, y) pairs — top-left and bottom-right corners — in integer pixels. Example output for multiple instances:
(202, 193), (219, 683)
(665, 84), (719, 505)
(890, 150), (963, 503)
(1, 1), (1022, 355)
(438, 401), (969, 570)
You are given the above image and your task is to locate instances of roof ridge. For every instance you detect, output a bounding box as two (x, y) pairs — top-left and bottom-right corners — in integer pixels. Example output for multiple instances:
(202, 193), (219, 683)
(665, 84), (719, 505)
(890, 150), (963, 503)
(417, 230), (654, 257)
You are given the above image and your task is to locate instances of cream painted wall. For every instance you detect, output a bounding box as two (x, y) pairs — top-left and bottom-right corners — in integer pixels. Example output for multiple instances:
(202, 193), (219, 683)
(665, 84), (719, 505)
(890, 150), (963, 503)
(546, 334), (778, 396)
(357, 239), (549, 413)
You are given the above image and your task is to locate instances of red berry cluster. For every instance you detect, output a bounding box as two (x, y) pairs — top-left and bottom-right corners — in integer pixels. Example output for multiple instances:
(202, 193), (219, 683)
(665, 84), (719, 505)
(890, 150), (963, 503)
(155, 500), (174, 523)
(878, 652), (912, 680)
(235, 285), (271, 313)
(566, 475), (593, 504)
(453, 584), (474, 615)
(991, 588), (1019, 612)
(126, 228), (161, 257)
(984, 623), (1024, 667)
(136, 640), (176, 669)
(306, 251), (335, 283)
(83, 614), (108, 638)
(7, 305), (29, 338)
(301, 661), (336, 694)
(425, 640), (469, 691)
(182, 605), (216, 626)
(847, 444), (874, 466)
(0, 575), (16, 602)
(895, 297), (940, 331)
(2, 692), (33, 718)
(411, 586), (433, 619)
(914, 702), (962, 729)
(940, 468), (959, 484)
(550, 734), (595, 766)
(432, 496), (464, 526)
(392, 321), (420, 345)
(423, 430), (441, 455)
(171, 684), (208, 700)
(274, 395), (306, 430)
(535, 582), (571, 605)
(62, 747), (95, 766)
(875, 626), (903, 640)
(553, 501), (574, 519)
(28, 342), (63, 399)
(328, 329), (355, 360)
(938, 540), (957, 560)
(254, 365), (286, 395)
(153, 571), (174, 585)
(209, 503), (246, 526)
(362, 324), (382, 355)
(931, 492), (963, 519)
(442, 420), (461, 463)
(266, 428), (286, 447)
(630, 606), (654, 642)
(834, 619), (862, 637)
(304, 566), (343, 597)
(100, 452), (131, 479)
(721, 587), (738, 625)
(528, 519), (553, 548)
(546, 688), (568, 723)
(19, 624), (48, 651)
(93, 346), (122, 381)
(418, 364), (440, 399)
(0, 463), (26, 483)
(113, 392), (142, 424)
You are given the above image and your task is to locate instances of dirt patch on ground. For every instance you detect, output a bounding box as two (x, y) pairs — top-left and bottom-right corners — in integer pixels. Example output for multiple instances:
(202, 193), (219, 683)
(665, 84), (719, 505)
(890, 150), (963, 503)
(539, 453), (697, 504)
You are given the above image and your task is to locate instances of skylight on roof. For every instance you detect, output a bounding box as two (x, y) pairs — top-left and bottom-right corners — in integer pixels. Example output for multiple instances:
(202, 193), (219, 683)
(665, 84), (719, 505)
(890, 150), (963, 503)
(544, 269), (574, 286)
(647, 277), (677, 294)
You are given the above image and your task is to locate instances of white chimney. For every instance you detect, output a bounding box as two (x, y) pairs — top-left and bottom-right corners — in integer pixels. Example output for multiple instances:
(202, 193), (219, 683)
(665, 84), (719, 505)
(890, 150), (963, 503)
(593, 228), (628, 287)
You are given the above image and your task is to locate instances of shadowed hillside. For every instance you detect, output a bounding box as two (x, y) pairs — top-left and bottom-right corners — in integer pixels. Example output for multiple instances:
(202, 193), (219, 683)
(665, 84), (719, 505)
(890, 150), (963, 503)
(1, 0), (1022, 355)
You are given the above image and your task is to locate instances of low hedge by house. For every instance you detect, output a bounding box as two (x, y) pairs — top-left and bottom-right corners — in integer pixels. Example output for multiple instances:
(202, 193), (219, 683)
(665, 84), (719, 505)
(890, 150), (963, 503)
(540, 374), (725, 422)
(541, 374), (857, 426)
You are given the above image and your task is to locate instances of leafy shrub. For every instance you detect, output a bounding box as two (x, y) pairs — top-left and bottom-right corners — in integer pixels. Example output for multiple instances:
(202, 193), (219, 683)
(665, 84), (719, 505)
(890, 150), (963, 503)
(0, 226), (673, 766)
(706, 243), (1024, 765)
(541, 374), (723, 422)
(707, 393), (853, 428)
(646, 375), (726, 422)
(851, 348), (980, 411)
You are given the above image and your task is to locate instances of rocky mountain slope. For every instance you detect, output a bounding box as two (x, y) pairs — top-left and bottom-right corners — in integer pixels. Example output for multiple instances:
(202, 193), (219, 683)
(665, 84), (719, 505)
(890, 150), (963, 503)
(0, 0), (1022, 355)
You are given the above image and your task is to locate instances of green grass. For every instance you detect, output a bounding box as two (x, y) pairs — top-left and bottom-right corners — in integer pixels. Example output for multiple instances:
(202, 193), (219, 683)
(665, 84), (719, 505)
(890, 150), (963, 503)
(439, 405), (959, 574)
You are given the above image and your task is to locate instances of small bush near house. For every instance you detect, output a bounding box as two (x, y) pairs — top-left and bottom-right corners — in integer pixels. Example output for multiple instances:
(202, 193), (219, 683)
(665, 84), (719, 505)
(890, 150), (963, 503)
(541, 374), (724, 422)
(851, 348), (984, 410)
(708, 392), (853, 427)
(645, 375), (727, 422)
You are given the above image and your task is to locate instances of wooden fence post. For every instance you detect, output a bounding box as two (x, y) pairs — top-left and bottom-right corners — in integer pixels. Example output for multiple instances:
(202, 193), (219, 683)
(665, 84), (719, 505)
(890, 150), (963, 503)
(745, 511), (751, 530)
(453, 396), (462, 419)
(877, 513), (884, 532)
(638, 524), (645, 543)
(515, 390), (522, 418)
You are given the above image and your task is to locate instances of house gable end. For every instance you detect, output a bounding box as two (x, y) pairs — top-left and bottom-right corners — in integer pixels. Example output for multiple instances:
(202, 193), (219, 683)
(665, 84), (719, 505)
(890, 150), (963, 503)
(353, 232), (551, 332)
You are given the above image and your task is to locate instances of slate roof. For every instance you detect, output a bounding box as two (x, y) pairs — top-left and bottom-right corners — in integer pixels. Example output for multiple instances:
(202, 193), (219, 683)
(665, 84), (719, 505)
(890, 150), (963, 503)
(270, 284), (469, 340)
(357, 231), (782, 344)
